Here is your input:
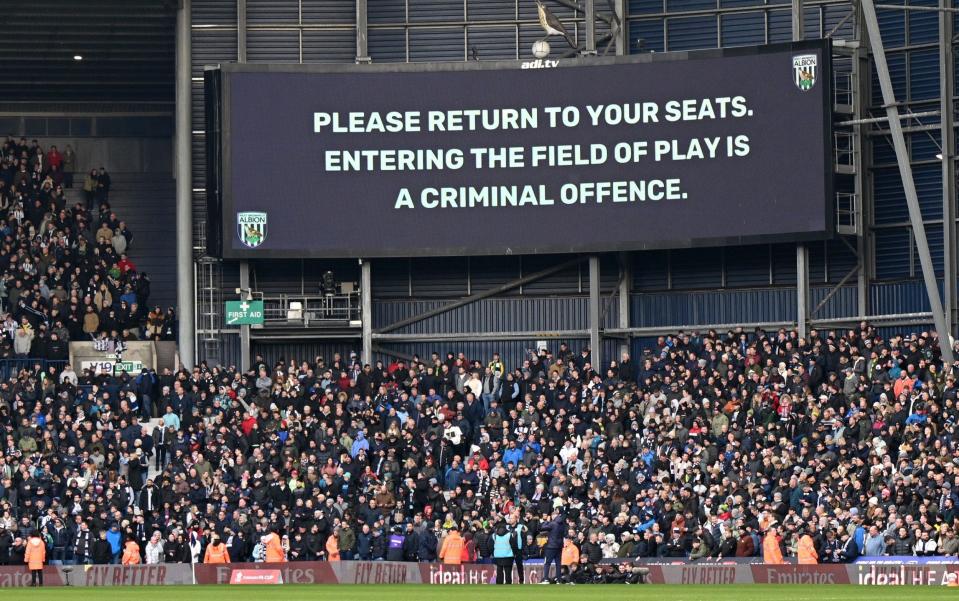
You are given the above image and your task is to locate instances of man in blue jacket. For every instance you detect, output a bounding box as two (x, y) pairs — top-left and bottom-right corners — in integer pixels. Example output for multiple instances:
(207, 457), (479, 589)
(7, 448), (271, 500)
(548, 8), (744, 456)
(538, 509), (565, 584)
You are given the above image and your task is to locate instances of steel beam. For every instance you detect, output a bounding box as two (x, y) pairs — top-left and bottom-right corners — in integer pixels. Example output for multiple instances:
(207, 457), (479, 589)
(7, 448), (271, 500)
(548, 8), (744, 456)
(792, 0), (804, 39)
(836, 110), (941, 126)
(375, 257), (584, 334)
(176, 0), (194, 368)
(793, 0), (810, 340)
(239, 262), (251, 372)
(356, 0), (371, 63)
(618, 252), (631, 358)
(361, 259), (372, 364)
(941, 0), (958, 334)
(373, 329), (591, 342)
(797, 244), (810, 338)
(585, 0), (597, 54)
(861, 0), (955, 364)
(237, 0), (247, 62)
(589, 255), (601, 370)
(613, 0), (626, 55)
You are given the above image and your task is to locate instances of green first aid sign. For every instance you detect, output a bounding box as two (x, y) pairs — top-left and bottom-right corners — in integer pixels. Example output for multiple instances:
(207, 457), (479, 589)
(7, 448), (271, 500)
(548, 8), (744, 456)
(225, 300), (264, 325)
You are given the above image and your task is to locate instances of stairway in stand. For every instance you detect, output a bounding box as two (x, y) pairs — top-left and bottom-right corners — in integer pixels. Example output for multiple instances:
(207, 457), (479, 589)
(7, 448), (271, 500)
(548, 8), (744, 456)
(63, 172), (177, 309)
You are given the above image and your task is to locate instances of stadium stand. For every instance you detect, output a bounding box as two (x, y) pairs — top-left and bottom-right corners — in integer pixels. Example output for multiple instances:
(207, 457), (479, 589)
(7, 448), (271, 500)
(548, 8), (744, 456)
(0, 320), (957, 580)
(3, 0), (959, 590)
(0, 136), (177, 363)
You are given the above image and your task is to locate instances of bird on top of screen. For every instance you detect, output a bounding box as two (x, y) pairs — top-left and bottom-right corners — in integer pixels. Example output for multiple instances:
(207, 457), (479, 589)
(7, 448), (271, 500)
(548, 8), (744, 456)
(535, 0), (576, 48)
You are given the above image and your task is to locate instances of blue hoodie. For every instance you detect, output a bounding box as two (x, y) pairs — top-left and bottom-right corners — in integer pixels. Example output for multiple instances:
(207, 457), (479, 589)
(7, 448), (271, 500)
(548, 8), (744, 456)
(351, 431), (369, 458)
(106, 528), (122, 555)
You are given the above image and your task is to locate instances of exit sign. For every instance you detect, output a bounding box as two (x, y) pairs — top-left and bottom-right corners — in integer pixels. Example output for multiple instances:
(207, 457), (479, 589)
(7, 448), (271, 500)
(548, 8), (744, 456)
(225, 300), (264, 325)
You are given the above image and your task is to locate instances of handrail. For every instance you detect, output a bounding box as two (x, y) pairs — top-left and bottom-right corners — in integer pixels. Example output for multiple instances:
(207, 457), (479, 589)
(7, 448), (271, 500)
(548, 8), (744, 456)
(259, 293), (362, 326)
(0, 359), (68, 381)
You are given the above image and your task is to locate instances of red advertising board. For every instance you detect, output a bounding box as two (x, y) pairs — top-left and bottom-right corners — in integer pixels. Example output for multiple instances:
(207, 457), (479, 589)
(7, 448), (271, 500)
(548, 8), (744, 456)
(230, 569), (283, 584)
(0, 559), (956, 587)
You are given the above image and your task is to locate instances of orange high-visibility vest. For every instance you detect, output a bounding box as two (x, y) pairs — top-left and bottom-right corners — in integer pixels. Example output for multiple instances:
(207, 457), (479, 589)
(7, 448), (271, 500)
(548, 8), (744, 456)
(797, 535), (818, 564)
(24, 537), (46, 570)
(326, 535), (340, 561)
(204, 543), (231, 564)
(264, 533), (286, 563)
(121, 541), (141, 565)
(439, 532), (465, 565)
(762, 532), (784, 564)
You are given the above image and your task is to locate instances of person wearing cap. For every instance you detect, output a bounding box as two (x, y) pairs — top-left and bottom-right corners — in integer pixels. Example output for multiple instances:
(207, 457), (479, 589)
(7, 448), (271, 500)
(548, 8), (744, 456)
(24, 529), (45, 587)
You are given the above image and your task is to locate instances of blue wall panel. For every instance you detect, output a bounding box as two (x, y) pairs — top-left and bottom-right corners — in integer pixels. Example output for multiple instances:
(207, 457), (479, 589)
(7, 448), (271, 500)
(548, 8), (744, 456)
(907, 0), (939, 44)
(409, 27), (465, 62)
(874, 228), (912, 279)
(667, 16), (717, 50)
(721, 12), (766, 46)
(467, 0), (516, 21)
(373, 296), (621, 333)
(767, 10), (792, 42)
(369, 27), (408, 62)
(873, 168), (908, 225)
(631, 19), (666, 52)
(409, 0), (464, 22)
(467, 26), (518, 60)
(630, 0), (666, 15)
(631, 288), (796, 326)
(871, 280), (933, 313)
(908, 48), (940, 101)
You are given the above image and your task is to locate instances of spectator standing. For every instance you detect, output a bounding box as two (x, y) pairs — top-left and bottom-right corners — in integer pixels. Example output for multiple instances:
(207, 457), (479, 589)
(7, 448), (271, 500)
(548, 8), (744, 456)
(539, 510), (565, 583)
(95, 167), (111, 203)
(82, 169), (98, 208)
(492, 522), (514, 585)
(145, 532), (164, 564)
(63, 145), (76, 188)
(24, 530), (45, 587)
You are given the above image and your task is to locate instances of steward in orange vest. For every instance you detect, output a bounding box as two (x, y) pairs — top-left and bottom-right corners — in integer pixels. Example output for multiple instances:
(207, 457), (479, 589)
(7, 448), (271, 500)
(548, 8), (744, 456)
(204, 536), (231, 563)
(762, 527), (785, 564)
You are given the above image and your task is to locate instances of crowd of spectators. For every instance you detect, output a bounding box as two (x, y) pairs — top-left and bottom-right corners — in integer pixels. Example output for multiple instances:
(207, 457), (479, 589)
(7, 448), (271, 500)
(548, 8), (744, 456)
(0, 320), (957, 579)
(0, 136), (177, 363)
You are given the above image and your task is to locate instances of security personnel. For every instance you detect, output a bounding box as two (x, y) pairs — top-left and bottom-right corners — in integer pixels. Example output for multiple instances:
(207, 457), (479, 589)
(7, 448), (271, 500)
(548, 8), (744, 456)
(492, 522), (514, 585)
(24, 530), (45, 587)
(263, 528), (286, 563)
(203, 535), (231, 564)
(762, 526), (784, 565)
(121, 538), (141, 565)
(797, 528), (819, 564)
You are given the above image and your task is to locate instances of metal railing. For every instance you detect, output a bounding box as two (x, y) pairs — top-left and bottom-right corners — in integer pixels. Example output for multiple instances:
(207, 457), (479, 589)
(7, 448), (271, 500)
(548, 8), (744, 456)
(0, 359), (68, 381)
(836, 192), (858, 231)
(834, 130), (856, 168)
(261, 293), (361, 327)
(834, 70), (854, 108)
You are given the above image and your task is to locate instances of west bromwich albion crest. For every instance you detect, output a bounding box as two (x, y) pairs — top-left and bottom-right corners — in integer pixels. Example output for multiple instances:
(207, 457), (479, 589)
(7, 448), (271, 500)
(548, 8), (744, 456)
(793, 54), (817, 91)
(237, 211), (267, 248)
